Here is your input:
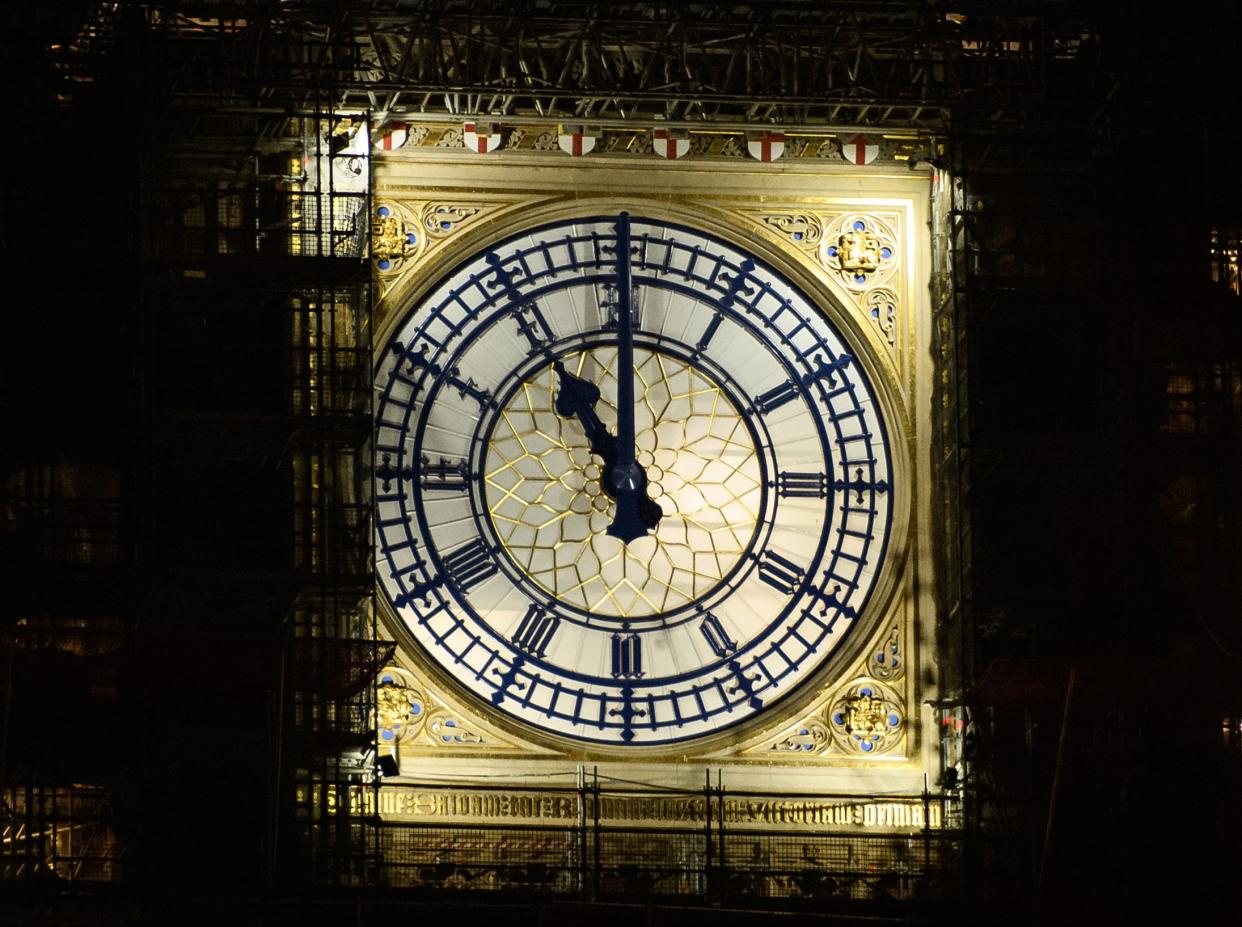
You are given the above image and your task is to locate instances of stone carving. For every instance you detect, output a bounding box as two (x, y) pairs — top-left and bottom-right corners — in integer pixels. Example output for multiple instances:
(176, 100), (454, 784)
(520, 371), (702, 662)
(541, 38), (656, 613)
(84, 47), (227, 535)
(529, 129), (558, 151)
(828, 680), (904, 755)
(371, 204), (419, 272)
(866, 288), (898, 346)
(823, 214), (898, 290)
(375, 662), (526, 753)
(376, 667), (426, 745)
(436, 126), (464, 149)
(426, 709), (487, 746)
(421, 203), (483, 238)
(871, 624), (903, 680)
(760, 213), (823, 249)
(768, 721), (832, 754)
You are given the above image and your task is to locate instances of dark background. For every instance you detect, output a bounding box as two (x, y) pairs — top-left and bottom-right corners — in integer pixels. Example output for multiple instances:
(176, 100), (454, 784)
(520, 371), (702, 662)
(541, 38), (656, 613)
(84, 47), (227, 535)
(2, 2), (1240, 924)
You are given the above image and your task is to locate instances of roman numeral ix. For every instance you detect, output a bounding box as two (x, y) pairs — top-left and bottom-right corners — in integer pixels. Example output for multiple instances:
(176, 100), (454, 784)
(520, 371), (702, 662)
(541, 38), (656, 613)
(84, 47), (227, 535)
(441, 538), (498, 594)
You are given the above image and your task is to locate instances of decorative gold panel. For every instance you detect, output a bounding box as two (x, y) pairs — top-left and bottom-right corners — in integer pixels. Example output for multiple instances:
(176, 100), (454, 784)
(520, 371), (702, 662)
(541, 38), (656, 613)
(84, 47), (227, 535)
(371, 145), (933, 785)
(729, 602), (911, 763)
(733, 207), (909, 376)
(376, 662), (552, 760)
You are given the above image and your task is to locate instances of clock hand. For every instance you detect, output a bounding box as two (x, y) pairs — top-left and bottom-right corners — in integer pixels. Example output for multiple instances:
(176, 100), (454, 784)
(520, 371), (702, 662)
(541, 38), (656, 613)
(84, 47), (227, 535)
(605, 213), (662, 543)
(554, 359), (660, 534)
(553, 361), (617, 463)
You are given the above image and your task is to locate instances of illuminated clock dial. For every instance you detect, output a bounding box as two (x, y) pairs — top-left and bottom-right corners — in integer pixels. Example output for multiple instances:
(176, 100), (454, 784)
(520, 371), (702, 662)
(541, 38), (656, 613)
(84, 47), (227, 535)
(374, 214), (895, 747)
(483, 346), (763, 617)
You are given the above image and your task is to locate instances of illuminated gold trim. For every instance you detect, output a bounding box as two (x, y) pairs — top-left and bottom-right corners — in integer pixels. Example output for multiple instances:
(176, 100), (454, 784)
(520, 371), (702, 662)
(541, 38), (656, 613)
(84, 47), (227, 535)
(375, 661), (554, 760)
(371, 157), (930, 769)
(485, 348), (761, 618)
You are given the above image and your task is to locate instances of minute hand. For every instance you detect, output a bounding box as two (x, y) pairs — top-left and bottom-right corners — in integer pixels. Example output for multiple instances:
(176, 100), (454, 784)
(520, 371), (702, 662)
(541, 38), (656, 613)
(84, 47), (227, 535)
(605, 212), (662, 542)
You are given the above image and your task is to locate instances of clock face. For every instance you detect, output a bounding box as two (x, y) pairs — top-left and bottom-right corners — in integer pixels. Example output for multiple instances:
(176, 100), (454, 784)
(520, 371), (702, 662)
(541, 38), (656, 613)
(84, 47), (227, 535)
(374, 214), (895, 747)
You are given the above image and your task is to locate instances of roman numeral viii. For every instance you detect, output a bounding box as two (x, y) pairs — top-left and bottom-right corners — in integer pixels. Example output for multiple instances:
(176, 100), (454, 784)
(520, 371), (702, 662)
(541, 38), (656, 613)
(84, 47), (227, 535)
(512, 605), (559, 657)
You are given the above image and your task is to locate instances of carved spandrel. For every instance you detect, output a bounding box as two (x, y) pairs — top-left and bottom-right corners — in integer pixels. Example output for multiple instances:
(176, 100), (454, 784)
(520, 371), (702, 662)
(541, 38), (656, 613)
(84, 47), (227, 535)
(760, 213), (823, 250)
(866, 288), (898, 347)
(828, 679), (905, 756)
(371, 204), (421, 273)
(426, 709), (487, 747)
(870, 623), (903, 680)
(733, 207), (903, 371)
(371, 198), (508, 306)
(731, 612), (910, 761)
(823, 214), (898, 291)
(767, 720), (832, 756)
(421, 203), (482, 238)
(374, 662), (532, 757)
(375, 666), (427, 746)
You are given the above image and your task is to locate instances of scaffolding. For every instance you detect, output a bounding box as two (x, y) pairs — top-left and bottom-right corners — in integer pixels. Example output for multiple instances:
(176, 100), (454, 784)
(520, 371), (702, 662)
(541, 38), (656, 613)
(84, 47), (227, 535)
(4, 4), (387, 894)
(372, 777), (963, 905)
(5, 1), (1241, 920)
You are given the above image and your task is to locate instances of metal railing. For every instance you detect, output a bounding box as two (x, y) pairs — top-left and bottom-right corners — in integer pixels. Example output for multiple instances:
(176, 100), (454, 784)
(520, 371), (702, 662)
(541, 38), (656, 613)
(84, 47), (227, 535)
(373, 778), (966, 905)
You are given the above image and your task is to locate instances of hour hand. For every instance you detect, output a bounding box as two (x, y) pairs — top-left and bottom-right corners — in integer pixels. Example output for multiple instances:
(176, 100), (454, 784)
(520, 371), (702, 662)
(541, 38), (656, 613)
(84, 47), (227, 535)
(553, 361), (615, 461)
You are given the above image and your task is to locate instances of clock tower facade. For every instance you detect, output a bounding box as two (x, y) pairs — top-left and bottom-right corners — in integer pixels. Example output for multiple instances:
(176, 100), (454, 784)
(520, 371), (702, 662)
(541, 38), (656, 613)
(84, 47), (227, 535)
(368, 129), (944, 812)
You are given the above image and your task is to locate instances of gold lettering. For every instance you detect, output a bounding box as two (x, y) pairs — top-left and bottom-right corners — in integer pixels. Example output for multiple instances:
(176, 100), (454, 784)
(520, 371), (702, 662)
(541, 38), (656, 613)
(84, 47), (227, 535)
(374, 788), (941, 831)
